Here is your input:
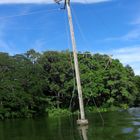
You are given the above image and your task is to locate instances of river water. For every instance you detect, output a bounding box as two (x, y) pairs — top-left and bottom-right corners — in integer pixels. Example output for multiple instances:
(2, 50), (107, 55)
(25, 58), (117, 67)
(0, 108), (140, 140)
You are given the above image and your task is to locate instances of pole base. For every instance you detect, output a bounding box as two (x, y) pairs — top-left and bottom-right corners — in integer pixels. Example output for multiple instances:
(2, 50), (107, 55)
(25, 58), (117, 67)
(77, 119), (88, 126)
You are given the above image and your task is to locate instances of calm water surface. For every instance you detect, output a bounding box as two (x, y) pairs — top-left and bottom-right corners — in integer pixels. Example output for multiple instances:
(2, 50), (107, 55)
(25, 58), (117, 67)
(0, 108), (140, 140)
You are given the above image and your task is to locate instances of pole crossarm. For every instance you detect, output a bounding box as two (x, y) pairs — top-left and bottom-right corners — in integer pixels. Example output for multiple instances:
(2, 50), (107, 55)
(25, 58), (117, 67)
(54, 0), (70, 9)
(54, 0), (62, 4)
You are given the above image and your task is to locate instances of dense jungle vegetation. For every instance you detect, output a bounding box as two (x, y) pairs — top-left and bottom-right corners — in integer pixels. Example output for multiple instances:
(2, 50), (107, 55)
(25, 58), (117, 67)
(0, 49), (140, 119)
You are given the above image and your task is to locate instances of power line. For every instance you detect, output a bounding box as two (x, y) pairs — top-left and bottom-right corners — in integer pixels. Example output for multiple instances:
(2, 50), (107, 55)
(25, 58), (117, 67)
(92, 95), (105, 125)
(0, 8), (60, 20)
(71, 6), (92, 51)
(71, 2), (106, 125)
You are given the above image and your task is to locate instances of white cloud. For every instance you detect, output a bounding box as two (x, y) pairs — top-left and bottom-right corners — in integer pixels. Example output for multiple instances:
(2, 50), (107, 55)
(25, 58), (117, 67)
(71, 0), (111, 3)
(103, 46), (140, 75)
(131, 17), (140, 25)
(0, 40), (16, 54)
(0, 0), (111, 4)
(20, 6), (33, 15)
(0, 22), (6, 37)
(134, 69), (140, 76)
(104, 28), (140, 42)
(0, 16), (19, 54)
(104, 16), (140, 42)
(122, 29), (140, 41)
(32, 39), (46, 52)
(0, 19), (8, 52)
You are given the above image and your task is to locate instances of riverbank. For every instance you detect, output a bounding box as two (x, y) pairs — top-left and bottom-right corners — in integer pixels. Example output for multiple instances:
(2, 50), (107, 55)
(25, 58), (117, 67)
(47, 106), (131, 118)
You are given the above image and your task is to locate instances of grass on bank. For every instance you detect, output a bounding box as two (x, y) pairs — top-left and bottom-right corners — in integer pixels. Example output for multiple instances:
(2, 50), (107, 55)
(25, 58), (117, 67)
(47, 104), (129, 118)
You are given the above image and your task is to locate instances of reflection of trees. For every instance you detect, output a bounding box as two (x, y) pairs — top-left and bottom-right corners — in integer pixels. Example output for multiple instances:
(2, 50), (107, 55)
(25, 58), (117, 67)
(127, 108), (140, 139)
(83, 112), (140, 140)
(0, 111), (139, 140)
(128, 108), (140, 117)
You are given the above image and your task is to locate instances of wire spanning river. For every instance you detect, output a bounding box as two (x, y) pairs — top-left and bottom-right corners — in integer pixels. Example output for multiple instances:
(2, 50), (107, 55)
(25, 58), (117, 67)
(0, 108), (140, 140)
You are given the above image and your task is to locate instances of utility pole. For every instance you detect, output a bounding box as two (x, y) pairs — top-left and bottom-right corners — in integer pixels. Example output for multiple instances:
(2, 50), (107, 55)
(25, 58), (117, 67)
(66, 0), (88, 125)
(54, 0), (88, 125)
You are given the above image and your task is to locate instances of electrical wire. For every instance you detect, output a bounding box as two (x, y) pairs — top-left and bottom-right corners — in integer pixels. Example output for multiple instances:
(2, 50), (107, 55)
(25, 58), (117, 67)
(0, 8), (60, 20)
(71, 6), (92, 52)
(70, 4), (106, 124)
(0, 8), (62, 31)
(92, 95), (105, 125)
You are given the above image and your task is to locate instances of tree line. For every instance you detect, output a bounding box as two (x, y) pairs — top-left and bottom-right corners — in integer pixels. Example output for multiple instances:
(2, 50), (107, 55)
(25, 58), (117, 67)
(0, 49), (139, 119)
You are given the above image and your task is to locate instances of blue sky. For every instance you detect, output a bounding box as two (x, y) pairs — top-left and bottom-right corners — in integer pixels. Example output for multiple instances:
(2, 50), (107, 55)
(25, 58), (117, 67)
(0, 0), (140, 75)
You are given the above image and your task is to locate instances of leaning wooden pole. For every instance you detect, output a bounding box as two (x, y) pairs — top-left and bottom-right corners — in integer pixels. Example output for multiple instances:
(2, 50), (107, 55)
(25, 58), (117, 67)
(66, 0), (88, 125)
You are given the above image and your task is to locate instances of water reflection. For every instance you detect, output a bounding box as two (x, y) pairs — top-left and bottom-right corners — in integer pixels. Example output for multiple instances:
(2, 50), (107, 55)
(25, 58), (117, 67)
(122, 127), (134, 134)
(78, 125), (88, 140)
(128, 108), (140, 118)
(136, 128), (140, 137)
(0, 109), (140, 140)
(120, 108), (140, 140)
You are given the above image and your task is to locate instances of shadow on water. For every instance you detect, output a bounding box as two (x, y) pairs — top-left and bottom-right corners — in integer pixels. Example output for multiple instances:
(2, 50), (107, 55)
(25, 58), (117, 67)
(0, 108), (140, 140)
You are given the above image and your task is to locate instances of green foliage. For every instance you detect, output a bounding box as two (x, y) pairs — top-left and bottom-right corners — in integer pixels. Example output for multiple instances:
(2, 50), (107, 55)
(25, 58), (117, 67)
(85, 106), (119, 113)
(47, 108), (72, 117)
(134, 76), (140, 106)
(0, 51), (48, 119)
(0, 50), (139, 119)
